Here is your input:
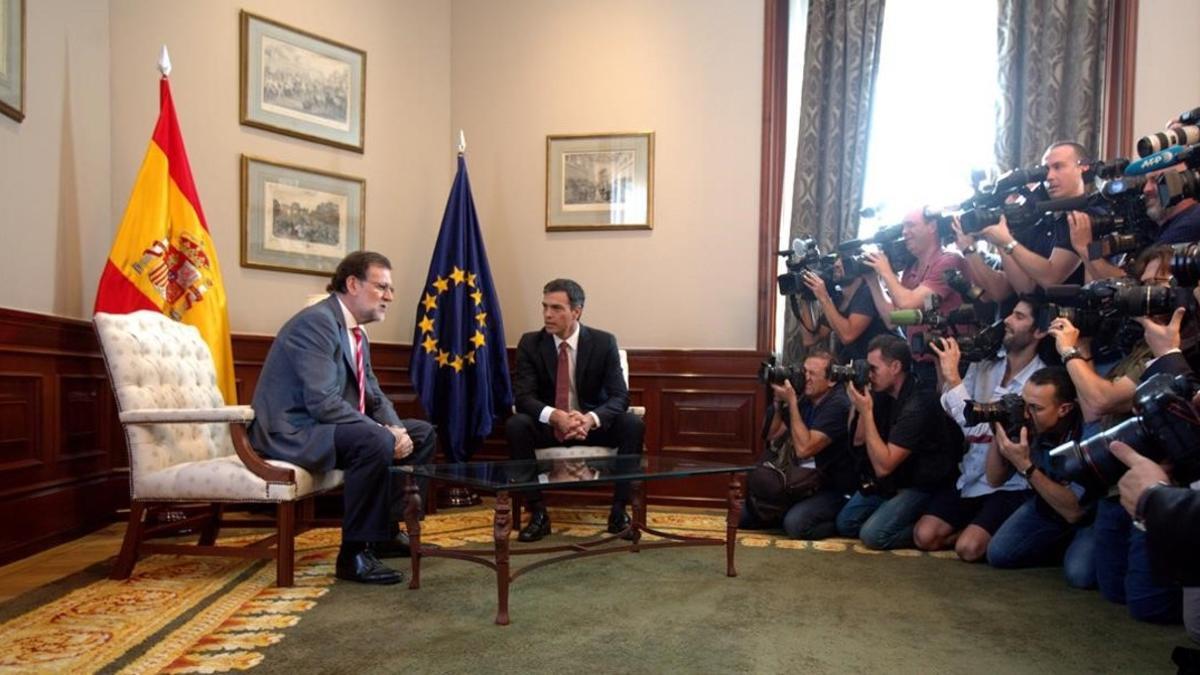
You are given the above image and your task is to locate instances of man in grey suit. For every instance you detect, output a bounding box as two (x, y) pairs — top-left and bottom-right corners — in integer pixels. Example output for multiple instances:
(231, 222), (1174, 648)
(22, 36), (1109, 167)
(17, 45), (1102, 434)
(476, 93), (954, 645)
(506, 278), (645, 542)
(250, 251), (436, 585)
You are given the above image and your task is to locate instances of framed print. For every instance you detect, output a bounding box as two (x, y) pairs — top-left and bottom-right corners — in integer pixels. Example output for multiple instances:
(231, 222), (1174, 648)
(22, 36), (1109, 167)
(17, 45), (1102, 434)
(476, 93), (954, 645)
(546, 132), (654, 231)
(0, 0), (24, 122)
(241, 155), (366, 276)
(240, 11), (366, 152)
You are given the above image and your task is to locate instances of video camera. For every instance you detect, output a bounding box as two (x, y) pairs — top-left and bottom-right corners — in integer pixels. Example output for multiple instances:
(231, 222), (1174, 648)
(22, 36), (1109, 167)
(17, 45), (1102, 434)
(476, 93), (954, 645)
(837, 223), (916, 273)
(1043, 278), (1196, 321)
(1048, 373), (1200, 487)
(963, 393), (1026, 440)
(907, 320), (1006, 363)
(776, 238), (839, 301)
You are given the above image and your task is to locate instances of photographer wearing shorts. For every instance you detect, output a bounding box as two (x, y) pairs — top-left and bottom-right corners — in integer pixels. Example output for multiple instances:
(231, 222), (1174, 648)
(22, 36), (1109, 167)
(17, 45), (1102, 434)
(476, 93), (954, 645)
(986, 367), (1098, 588)
(835, 335), (960, 549)
(912, 298), (1047, 562)
(743, 348), (855, 539)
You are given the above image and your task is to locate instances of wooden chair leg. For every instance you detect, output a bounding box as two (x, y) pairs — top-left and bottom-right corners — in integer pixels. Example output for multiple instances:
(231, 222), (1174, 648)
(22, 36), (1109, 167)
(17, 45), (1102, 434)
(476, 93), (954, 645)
(111, 502), (147, 580)
(276, 502), (296, 587)
(197, 503), (224, 545)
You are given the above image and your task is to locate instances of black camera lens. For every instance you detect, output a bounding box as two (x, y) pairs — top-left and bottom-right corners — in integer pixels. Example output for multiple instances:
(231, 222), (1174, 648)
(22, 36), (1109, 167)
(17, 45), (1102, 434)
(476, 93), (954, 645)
(963, 394), (1025, 437)
(827, 359), (870, 389)
(1047, 417), (1146, 485)
(1171, 243), (1200, 287)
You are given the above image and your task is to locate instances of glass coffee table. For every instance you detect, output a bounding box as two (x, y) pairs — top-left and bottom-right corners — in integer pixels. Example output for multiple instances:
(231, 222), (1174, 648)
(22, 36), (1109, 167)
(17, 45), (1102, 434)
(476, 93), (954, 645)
(395, 455), (754, 625)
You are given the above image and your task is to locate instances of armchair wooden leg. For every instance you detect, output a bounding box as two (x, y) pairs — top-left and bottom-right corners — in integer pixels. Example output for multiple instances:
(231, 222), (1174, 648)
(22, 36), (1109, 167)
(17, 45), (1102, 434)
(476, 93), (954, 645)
(276, 502), (296, 587)
(197, 504), (224, 546)
(111, 502), (147, 580)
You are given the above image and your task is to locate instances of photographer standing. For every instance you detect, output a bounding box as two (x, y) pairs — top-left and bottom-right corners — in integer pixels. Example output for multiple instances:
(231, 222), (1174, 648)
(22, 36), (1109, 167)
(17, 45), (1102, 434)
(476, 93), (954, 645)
(743, 348), (855, 539)
(912, 298), (1048, 562)
(986, 367), (1097, 589)
(970, 142), (1088, 295)
(836, 335), (960, 549)
(801, 259), (896, 362)
(865, 208), (966, 394)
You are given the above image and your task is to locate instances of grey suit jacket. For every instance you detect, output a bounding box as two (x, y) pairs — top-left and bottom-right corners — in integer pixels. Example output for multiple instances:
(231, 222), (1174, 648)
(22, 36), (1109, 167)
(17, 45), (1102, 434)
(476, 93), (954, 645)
(249, 294), (401, 471)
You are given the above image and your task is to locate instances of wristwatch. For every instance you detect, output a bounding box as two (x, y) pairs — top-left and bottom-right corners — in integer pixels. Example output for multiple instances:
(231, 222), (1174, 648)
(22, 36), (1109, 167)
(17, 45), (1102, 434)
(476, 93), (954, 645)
(1002, 240), (1018, 255)
(1061, 347), (1084, 364)
(1020, 463), (1037, 480)
(962, 243), (977, 255)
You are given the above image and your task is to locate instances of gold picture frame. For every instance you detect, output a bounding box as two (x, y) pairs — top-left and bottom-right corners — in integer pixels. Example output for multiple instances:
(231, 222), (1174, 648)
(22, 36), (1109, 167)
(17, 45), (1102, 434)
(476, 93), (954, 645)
(240, 155), (366, 276)
(545, 132), (654, 231)
(0, 0), (25, 122)
(239, 11), (366, 152)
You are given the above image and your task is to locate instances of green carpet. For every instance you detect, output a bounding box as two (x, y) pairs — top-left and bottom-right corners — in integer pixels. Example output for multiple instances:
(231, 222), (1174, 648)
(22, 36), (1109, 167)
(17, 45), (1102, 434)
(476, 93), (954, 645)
(255, 527), (1185, 673)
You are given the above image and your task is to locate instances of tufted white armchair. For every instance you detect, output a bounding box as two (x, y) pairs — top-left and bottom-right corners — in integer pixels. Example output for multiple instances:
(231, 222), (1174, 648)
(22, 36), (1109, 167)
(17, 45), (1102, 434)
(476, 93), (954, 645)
(95, 310), (343, 586)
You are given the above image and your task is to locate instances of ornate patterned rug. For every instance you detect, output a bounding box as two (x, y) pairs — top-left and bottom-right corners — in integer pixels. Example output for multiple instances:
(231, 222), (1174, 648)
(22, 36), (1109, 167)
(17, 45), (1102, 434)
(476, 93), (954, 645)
(0, 507), (962, 674)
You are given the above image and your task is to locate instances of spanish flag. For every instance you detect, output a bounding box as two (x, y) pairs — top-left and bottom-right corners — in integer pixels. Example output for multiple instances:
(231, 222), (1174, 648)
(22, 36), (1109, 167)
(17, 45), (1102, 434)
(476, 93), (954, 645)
(94, 76), (236, 403)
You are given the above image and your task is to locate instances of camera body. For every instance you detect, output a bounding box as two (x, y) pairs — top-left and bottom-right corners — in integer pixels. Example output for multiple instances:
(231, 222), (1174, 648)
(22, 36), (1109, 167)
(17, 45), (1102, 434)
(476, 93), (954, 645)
(1048, 373), (1200, 486)
(776, 238), (840, 301)
(828, 359), (870, 390)
(963, 393), (1026, 440)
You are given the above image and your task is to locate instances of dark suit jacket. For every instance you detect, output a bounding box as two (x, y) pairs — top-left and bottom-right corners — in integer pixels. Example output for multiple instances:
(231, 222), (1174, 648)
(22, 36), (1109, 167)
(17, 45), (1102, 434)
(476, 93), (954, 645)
(249, 294), (401, 472)
(1143, 486), (1200, 585)
(513, 325), (629, 431)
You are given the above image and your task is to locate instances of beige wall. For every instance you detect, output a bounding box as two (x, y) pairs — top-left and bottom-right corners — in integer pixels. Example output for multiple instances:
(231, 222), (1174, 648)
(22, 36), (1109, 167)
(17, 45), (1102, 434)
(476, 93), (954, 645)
(107, 0), (452, 343)
(1132, 0), (1200, 142)
(451, 0), (764, 349)
(0, 0), (111, 319)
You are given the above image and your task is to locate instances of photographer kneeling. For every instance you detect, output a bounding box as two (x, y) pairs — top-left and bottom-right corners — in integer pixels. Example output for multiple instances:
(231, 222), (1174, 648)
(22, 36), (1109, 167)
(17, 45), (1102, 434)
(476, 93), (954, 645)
(836, 335), (960, 549)
(986, 367), (1098, 588)
(912, 298), (1048, 562)
(743, 348), (856, 539)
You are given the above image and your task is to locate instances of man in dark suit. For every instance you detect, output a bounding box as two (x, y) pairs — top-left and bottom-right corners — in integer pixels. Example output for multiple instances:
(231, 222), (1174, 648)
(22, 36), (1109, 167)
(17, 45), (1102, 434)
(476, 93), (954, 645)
(506, 278), (644, 542)
(249, 251), (436, 584)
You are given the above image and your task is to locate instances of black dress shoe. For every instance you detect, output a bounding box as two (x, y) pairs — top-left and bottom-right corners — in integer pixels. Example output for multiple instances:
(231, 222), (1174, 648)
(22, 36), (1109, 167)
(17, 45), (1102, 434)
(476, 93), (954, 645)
(607, 510), (634, 539)
(372, 531), (412, 558)
(517, 510), (551, 542)
(335, 549), (404, 585)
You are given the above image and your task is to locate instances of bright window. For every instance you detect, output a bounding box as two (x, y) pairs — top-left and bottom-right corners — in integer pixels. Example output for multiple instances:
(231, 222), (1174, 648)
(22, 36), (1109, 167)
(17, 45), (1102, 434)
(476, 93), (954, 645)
(858, 0), (1000, 236)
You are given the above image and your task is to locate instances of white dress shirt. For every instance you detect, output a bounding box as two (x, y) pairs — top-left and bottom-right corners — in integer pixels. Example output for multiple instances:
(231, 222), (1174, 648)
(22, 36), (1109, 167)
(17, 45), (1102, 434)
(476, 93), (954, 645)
(539, 323), (603, 431)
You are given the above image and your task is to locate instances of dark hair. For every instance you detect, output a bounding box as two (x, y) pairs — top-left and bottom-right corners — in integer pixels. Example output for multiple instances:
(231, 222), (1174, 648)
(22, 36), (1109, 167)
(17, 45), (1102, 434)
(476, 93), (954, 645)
(1013, 294), (1043, 318)
(1028, 366), (1076, 405)
(543, 278), (585, 309)
(867, 334), (911, 373)
(1045, 141), (1091, 166)
(1131, 245), (1173, 280)
(327, 251), (392, 294)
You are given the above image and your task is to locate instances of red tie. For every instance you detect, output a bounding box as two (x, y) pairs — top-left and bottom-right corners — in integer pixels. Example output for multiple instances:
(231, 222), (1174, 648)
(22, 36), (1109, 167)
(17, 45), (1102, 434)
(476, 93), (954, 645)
(353, 327), (366, 413)
(554, 341), (571, 441)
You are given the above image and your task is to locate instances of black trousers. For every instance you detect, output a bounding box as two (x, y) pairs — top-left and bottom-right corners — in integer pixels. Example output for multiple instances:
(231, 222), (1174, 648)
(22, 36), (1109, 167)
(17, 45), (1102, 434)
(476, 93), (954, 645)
(333, 419), (436, 543)
(505, 411), (645, 508)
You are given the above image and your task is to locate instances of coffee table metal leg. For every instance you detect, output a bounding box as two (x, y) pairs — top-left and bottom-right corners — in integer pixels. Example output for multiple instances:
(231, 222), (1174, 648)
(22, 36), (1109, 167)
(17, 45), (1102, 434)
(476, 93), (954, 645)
(405, 475), (423, 590)
(494, 490), (512, 626)
(726, 474), (741, 577)
(631, 479), (645, 550)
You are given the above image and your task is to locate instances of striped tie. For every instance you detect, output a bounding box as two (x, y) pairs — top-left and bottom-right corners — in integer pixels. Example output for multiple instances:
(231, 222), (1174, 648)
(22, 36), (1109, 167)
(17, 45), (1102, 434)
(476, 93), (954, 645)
(353, 326), (366, 413)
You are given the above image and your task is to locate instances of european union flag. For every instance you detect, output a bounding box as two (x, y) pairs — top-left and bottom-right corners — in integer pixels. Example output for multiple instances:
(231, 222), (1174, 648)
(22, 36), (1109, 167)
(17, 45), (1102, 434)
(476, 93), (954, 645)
(411, 155), (513, 461)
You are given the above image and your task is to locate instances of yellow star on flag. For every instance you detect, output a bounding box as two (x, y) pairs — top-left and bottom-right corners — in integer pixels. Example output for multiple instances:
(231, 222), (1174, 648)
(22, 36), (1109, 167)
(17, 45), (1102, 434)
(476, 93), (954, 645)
(450, 355), (464, 373)
(433, 276), (450, 293)
(471, 289), (484, 306)
(465, 350), (476, 364)
(475, 311), (487, 327)
(436, 349), (450, 367)
(450, 266), (466, 285)
(418, 315), (435, 334)
(422, 293), (438, 311)
(471, 330), (487, 348)
(422, 335), (438, 354)
(466, 272), (477, 288)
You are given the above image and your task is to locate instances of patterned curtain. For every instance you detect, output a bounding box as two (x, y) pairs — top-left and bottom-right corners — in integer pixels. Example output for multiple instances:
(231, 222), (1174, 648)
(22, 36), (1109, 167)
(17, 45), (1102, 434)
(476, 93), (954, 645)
(995, 0), (1109, 169)
(784, 0), (886, 366)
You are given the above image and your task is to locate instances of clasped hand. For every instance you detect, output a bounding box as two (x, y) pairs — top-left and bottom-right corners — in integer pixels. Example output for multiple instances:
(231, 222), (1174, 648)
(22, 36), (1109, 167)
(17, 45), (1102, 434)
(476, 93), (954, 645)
(551, 409), (595, 440)
(388, 425), (413, 460)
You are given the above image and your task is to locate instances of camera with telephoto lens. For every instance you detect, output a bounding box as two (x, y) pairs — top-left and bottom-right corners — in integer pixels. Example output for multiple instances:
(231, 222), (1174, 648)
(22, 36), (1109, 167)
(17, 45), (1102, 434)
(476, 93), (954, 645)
(827, 359), (870, 389)
(909, 320), (1005, 363)
(963, 393), (1026, 440)
(1044, 278), (1195, 320)
(1171, 243), (1200, 287)
(1137, 125), (1200, 157)
(1048, 373), (1200, 486)
(758, 354), (806, 392)
(944, 269), (987, 304)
